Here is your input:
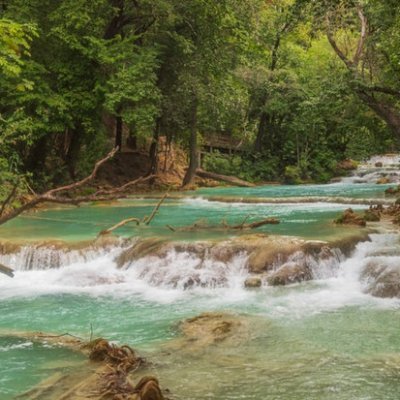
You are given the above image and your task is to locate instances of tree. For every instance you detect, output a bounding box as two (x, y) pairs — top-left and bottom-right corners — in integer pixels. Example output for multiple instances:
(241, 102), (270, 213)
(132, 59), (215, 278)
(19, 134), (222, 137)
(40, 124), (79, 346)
(317, 0), (400, 140)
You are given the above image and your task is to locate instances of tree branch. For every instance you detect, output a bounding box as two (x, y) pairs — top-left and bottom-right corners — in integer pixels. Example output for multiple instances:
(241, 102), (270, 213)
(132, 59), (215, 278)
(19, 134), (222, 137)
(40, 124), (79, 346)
(0, 149), (158, 226)
(99, 217), (141, 236)
(326, 6), (368, 71)
(326, 14), (353, 70)
(144, 192), (168, 225)
(353, 6), (368, 67)
(47, 147), (118, 195)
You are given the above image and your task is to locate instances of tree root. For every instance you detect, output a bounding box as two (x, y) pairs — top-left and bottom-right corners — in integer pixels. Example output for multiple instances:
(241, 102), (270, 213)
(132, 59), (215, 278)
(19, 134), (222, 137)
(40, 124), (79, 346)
(83, 338), (165, 400)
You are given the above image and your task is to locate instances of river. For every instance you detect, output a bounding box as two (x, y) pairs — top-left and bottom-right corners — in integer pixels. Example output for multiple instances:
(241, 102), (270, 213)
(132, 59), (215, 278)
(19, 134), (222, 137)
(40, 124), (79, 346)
(0, 156), (400, 399)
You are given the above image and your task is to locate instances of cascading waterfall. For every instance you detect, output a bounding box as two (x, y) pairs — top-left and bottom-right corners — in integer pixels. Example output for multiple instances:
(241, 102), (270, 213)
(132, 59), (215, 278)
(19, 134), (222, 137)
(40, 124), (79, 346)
(342, 153), (400, 184)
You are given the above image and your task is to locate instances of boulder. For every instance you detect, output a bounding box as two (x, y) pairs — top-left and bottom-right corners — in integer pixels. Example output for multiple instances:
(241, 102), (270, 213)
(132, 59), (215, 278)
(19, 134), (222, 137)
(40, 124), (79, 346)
(375, 162), (383, 168)
(334, 208), (366, 227)
(336, 159), (358, 171)
(267, 262), (312, 286)
(244, 277), (262, 288)
(361, 261), (400, 298)
(376, 177), (390, 184)
(247, 238), (303, 273)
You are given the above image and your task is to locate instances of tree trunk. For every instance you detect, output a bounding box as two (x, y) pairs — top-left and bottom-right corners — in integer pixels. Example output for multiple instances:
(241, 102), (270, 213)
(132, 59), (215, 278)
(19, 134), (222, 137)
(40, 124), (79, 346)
(115, 116), (123, 150)
(65, 127), (82, 180)
(182, 96), (198, 186)
(254, 111), (268, 153)
(148, 118), (160, 176)
(25, 135), (48, 173)
(196, 169), (255, 187)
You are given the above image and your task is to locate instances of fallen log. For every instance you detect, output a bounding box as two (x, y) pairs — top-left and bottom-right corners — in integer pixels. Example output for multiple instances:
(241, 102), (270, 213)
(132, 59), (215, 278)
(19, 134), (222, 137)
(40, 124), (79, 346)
(0, 263), (14, 278)
(232, 217), (280, 229)
(195, 169), (255, 188)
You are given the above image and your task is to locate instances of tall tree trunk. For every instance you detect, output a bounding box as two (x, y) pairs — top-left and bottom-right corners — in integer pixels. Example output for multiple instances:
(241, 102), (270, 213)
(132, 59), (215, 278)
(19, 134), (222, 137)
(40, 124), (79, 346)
(115, 116), (123, 150)
(25, 135), (48, 173)
(148, 118), (161, 176)
(254, 112), (268, 153)
(65, 127), (82, 180)
(182, 96), (198, 186)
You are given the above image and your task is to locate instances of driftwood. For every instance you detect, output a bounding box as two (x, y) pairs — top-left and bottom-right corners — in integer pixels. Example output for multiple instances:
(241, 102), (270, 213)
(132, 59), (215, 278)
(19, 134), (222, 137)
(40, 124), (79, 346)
(144, 193), (168, 225)
(99, 193), (168, 235)
(0, 263), (14, 278)
(0, 148), (157, 226)
(99, 218), (141, 236)
(195, 169), (255, 188)
(167, 216), (280, 232)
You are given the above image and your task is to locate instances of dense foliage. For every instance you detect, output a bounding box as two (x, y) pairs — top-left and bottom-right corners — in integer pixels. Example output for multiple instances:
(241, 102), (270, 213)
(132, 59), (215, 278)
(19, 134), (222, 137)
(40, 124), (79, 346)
(0, 0), (399, 190)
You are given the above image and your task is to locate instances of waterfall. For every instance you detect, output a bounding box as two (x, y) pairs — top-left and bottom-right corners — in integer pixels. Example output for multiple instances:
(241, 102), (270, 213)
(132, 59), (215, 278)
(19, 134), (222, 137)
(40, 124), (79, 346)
(342, 153), (400, 184)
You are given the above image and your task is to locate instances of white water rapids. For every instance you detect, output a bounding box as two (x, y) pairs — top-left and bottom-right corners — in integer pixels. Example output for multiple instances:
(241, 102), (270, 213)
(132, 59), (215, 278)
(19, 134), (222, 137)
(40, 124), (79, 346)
(0, 232), (399, 314)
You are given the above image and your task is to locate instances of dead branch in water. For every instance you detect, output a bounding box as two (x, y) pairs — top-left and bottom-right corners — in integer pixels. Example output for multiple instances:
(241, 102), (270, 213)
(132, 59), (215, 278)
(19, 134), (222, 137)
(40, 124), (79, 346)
(99, 218), (141, 236)
(99, 193), (168, 235)
(144, 192), (168, 225)
(168, 217), (280, 232)
(0, 148), (157, 226)
(0, 263), (14, 278)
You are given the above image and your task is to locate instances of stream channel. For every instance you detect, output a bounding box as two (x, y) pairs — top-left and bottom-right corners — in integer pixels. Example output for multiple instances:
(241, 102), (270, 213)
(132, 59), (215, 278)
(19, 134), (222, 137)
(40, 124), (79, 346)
(0, 155), (400, 399)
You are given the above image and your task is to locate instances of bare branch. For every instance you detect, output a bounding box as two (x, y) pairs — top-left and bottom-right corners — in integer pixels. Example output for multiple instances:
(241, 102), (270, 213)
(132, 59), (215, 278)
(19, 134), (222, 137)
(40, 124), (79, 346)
(94, 175), (156, 196)
(144, 192), (168, 225)
(47, 147), (118, 195)
(99, 217), (141, 236)
(0, 149), (158, 227)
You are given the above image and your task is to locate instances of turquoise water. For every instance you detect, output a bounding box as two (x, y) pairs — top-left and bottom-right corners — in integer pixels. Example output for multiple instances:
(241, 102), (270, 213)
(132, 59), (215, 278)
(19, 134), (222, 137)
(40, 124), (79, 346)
(1, 285), (399, 399)
(0, 335), (85, 398)
(0, 198), (366, 242)
(195, 182), (393, 199)
(0, 180), (399, 399)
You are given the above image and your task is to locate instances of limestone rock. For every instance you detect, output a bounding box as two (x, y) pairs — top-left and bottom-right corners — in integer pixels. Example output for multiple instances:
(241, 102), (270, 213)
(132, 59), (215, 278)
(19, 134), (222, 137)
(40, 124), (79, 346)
(244, 277), (262, 288)
(361, 261), (400, 298)
(267, 262), (312, 286)
(334, 208), (366, 227)
(376, 177), (390, 184)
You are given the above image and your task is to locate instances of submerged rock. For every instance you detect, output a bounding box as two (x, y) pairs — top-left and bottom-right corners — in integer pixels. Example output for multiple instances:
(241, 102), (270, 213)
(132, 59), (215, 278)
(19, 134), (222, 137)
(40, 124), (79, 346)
(267, 262), (312, 286)
(244, 277), (262, 288)
(334, 208), (366, 227)
(361, 261), (400, 298)
(174, 312), (252, 352)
